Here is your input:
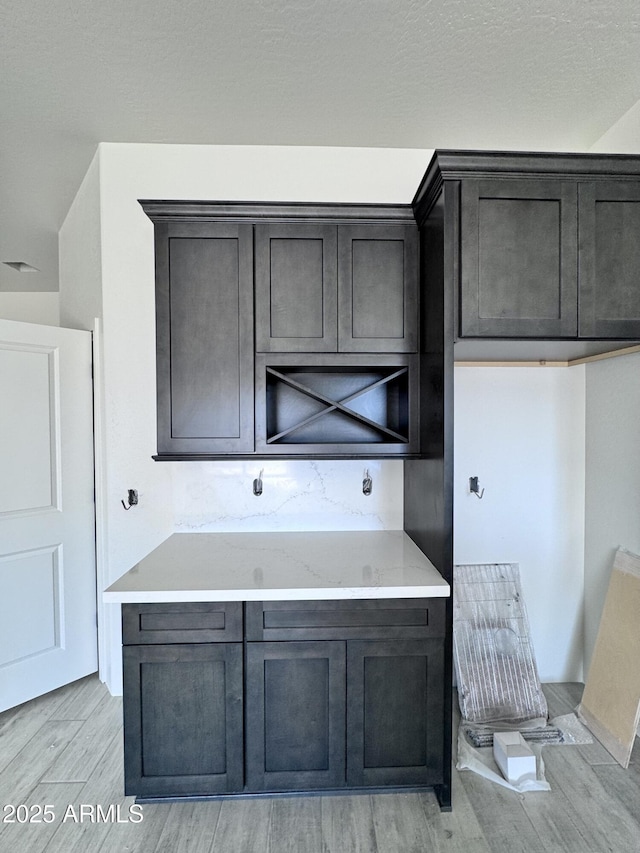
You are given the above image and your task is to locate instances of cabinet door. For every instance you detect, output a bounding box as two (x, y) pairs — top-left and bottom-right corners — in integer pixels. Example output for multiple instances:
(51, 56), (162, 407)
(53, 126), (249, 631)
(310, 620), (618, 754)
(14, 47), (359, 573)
(245, 641), (346, 791)
(255, 224), (338, 352)
(123, 643), (243, 797)
(155, 221), (254, 455)
(579, 181), (640, 338)
(346, 638), (444, 788)
(460, 179), (578, 338)
(338, 224), (418, 352)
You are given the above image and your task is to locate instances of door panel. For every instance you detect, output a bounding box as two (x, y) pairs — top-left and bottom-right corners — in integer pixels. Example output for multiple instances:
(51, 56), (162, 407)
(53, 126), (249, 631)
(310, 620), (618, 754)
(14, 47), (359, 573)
(0, 319), (96, 711)
(123, 643), (243, 797)
(154, 221), (254, 454)
(245, 641), (346, 791)
(255, 224), (338, 352)
(338, 224), (418, 352)
(460, 179), (578, 337)
(579, 181), (640, 338)
(346, 638), (444, 787)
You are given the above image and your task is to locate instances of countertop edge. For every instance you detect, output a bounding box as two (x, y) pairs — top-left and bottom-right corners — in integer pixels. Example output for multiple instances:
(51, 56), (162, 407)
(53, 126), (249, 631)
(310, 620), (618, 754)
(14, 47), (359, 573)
(103, 583), (450, 604)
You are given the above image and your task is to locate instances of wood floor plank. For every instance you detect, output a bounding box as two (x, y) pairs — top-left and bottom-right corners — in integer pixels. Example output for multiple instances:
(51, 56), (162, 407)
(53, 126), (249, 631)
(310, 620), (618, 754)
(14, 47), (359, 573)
(0, 710), (52, 775)
(543, 743), (640, 853)
(212, 797), (272, 853)
(320, 794), (377, 853)
(518, 777), (603, 853)
(49, 676), (107, 722)
(152, 801), (222, 853)
(592, 761), (640, 830)
(370, 792), (438, 852)
(40, 697), (122, 783)
(458, 770), (546, 853)
(0, 781), (84, 851)
(74, 730), (125, 803)
(575, 737), (620, 766)
(0, 720), (83, 804)
(268, 796), (322, 853)
(33, 731), (140, 853)
(0, 681), (99, 773)
(420, 775), (491, 852)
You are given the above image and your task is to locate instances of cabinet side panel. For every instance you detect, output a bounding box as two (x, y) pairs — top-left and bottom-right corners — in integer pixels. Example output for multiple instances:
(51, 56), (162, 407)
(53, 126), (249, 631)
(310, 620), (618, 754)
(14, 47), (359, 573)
(405, 182), (455, 810)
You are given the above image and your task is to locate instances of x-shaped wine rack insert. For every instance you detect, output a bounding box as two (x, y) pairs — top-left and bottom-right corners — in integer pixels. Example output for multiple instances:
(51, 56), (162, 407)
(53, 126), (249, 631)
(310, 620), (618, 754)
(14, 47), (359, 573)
(265, 366), (409, 444)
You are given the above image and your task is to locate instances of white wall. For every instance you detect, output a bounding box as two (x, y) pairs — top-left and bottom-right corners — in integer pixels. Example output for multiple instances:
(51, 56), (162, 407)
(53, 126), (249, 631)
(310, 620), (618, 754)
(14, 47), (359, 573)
(584, 352), (640, 675)
(587, 110), (640, 677)
(59, 151), (103, 332)
(0, 292), (59, 325)
(454, 365), (586, 682)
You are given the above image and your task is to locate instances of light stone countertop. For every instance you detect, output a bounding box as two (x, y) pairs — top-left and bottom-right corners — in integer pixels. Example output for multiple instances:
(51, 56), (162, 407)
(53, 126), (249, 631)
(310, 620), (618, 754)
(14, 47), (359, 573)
(103, 531), (450, 603)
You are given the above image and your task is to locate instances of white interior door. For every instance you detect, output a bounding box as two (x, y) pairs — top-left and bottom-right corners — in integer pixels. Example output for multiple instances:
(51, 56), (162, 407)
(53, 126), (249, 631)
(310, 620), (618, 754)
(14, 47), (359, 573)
(0, 318), (97, 711)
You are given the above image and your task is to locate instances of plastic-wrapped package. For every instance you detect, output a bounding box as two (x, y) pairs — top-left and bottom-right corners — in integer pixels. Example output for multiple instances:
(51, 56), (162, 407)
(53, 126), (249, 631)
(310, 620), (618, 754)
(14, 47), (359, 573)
(453, 563), (548, 728)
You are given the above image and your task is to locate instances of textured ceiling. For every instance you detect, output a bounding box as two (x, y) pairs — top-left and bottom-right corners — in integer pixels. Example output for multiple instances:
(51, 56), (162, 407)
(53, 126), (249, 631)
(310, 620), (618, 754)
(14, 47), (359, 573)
(2, 0), (640, 291)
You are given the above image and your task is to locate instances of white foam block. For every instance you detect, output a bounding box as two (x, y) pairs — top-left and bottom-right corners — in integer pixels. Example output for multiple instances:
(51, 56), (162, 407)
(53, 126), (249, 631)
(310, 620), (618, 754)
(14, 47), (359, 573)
(493, 731), (537, 785)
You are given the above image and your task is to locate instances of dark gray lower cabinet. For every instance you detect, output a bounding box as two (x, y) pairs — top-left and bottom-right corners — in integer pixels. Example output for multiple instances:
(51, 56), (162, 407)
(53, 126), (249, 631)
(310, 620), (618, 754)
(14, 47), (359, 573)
(122, 598), (446, 800)
(245, 641), (346, 791)
(123, 643), (243, 797)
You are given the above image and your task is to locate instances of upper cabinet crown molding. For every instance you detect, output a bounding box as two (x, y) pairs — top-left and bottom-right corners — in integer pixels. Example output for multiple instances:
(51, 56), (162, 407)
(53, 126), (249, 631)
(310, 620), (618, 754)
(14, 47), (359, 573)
(140, 200), (416, 225)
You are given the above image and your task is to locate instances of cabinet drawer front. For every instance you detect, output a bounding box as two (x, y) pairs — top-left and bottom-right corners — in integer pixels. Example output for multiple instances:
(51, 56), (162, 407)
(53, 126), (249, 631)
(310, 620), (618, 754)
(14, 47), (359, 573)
(246, 598), (445, 641)
(122, 602), (242, 644)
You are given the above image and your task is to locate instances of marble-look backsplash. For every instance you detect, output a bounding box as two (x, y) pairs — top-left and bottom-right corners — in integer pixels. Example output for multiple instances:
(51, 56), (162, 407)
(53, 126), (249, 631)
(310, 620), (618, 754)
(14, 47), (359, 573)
(170, 459), (403, 532)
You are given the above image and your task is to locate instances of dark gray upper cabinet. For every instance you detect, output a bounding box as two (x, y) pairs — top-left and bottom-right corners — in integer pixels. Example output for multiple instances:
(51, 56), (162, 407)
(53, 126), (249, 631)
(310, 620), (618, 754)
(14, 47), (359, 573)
(153, 219), (254, 455)
(143, 202), (420, 459)
(414, 151), (640, 344)
(255, 222), (418, 354)
(579, 181), (640, 338)
(460, 179), (578, 338)
(255, 223), (338, 352)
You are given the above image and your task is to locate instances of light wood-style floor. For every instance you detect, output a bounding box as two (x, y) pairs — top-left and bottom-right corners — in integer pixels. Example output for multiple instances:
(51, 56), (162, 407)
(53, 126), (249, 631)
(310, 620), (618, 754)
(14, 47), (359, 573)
(0, 677), (638, 853)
